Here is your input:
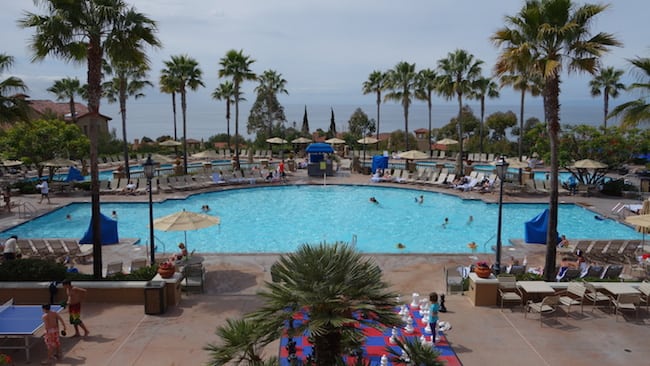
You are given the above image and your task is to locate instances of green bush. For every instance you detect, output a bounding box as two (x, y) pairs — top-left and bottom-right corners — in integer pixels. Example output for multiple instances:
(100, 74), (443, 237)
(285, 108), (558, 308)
(0, 258), (67, 281)
(12, 180), (38, 194)
(73, 181), (92, 191)
(601, 178), (636, 196)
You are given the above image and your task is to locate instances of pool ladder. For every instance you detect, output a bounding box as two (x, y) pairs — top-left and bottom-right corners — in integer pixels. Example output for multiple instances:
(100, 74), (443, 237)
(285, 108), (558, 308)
(17, 201), (37, 219)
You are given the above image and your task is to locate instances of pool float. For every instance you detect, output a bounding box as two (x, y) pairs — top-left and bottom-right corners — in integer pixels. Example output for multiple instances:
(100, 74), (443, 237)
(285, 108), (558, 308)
(396, 243), (406, 249)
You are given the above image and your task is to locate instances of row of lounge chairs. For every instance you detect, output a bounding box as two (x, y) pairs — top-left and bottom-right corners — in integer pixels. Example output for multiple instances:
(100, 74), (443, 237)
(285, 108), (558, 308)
(524, 179), (570, 195)
(565, 239), (643, 266)
(371, 167), (498, 193)
(16, 239), (93, 263)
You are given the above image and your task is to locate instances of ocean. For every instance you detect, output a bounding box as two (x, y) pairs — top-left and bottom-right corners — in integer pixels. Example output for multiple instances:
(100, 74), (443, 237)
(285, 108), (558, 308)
(99, 97), (616, 143)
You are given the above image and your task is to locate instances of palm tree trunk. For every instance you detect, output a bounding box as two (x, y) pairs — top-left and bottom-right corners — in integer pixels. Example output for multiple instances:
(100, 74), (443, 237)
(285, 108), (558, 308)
(428, 98), (433, 157)
(314, 332), (342, 366)
(543, 76), (560, 281)
(456, 93), (464, 176)
(69, 97), (77, 123)
(518, 89), (525, 161)
(403, 102), (409, 151)
(171, 92), (178, 156)
(479, 97), (485, 155)
(87, 36), (103, 279)
(603, 92), (609, 131)
(234, 88), (240, 170)
(375, 92), (381, 150)
(120, 82), (130, 180)
(226, 100), (231, 149)
(181, 89), (188, 175)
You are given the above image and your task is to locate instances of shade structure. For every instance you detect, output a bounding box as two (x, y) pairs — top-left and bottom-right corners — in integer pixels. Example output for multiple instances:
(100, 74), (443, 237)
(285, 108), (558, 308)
(325, 137), (346, 144)
(291, 137), (312, 144)
(305, 142), (334, 154)
(41, 158), (78, 167)
(192, 150), (220, 159)
(266, 137), (287, 144)
(436, 138), (459, 145)
(398, 150), (429, 160)
(570, 159), (607, 169)
(490, 158), (528, 169)
(142, 154), (175, 164)
(357, 137), (379, 144)
(159, 140), (182, 147)
(2, 160), (23, 167)
(153, 210), (221, 252)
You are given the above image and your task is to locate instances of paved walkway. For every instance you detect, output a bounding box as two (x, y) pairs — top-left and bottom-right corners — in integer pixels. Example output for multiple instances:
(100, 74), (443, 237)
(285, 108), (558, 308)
(1, 167), (648, 365)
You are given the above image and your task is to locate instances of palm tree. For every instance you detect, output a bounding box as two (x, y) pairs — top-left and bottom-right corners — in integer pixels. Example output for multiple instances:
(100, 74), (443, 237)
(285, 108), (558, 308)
(495, 54), (543, 161)
(219, 49), (256, 169)
(20, 0), (160, 279)
(212, 81), (236, 147)
(47, 77), (83, 123)
(493, 0), (620, 280)
(385, 62), (417, 150)
(250, 243), (402, 366)
(589, 66), (625, 131)
(159, 68), (181, 142)
(385, 337), (444, 366)
(103, 62), (152, 179)
(255, 69), (288, 148)
(0, 53), (28, 122)
(609, 56), (650, 127)
(205, 318), (276, 366)
(437, 49), (484, 175)
(162, 55), (204, 174)
(415, 69), (439, 157)
(362, 70), (386, 149)
(471, 76), (500, 155)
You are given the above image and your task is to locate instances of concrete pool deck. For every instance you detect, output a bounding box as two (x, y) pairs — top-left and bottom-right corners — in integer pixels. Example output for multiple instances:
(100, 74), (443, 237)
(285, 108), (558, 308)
(0, 167), (648, 365)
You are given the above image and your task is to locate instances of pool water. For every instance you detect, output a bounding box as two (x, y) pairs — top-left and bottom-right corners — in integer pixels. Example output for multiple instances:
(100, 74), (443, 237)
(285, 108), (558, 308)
(1, 185), (641, 254)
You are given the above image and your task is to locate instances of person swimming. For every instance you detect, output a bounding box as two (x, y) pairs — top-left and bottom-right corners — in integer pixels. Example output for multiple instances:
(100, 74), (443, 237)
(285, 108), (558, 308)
(442, 217), (449, 228)
(418, 195), (424, 204)
(369, 197), (379, 204)
(396, 243), (406, 249)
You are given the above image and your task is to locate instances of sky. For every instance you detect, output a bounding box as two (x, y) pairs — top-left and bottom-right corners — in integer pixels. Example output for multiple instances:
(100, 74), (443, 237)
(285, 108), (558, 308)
(1, 0), (648, 140)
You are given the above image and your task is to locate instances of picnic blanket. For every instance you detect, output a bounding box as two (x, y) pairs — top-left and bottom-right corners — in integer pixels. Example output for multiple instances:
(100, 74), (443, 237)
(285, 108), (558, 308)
(279, 304), (462, 365)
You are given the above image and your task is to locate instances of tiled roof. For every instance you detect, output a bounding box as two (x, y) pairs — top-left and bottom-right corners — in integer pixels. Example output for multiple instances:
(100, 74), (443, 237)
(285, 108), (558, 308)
(28, 99), (89, 120)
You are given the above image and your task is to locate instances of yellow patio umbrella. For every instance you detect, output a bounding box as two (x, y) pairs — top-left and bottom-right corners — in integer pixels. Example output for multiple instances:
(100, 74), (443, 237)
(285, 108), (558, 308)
(570, 159), (607, 169)
(325, 137), (346, 144)
(357, 137), (379, 144)
(398, 150), (429, 160)
(436, 138), (459, 145)
(266, 137), (288, 144)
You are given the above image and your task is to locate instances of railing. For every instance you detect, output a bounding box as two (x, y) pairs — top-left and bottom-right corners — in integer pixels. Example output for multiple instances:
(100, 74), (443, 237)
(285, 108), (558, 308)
(17, 201), (37, 219)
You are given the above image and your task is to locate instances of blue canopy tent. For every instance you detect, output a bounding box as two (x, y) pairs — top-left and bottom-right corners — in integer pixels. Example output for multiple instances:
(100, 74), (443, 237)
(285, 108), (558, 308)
(65, 166), (84, 182)
(79, 213), (119, 245)
(305, 143), (335, 176)
(372, 155), (389, 173)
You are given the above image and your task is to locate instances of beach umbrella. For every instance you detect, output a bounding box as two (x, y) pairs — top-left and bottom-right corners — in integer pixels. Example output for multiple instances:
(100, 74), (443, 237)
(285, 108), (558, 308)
(2, 160), (23, 167)
(266, 137), (288, 144)
(159, 140), (182, 147)
(436, 138), (459, 145)
(153, 209), (221, 252)
(192, 150), (220, 160)
(398, 150), (429, 160)
(570, 159), (607, 169)
(357, 137), (379, 144)
(291, 137), (312, 144)
(325, 137), (346, 144)
(41, 158), (78, 167)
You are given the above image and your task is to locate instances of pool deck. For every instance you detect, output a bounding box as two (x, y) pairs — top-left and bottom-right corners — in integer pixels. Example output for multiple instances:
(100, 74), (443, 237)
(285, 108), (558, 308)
(1, 167), (648, 365)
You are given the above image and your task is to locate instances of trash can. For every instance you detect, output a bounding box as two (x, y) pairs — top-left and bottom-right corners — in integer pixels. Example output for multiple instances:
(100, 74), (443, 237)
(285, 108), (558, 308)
(144, 281), (167, 315)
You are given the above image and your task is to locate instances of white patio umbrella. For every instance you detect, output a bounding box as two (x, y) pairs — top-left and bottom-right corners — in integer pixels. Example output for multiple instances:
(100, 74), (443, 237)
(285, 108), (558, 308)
(291, 137), (312, 144)
(159, 140), (182, 147)
(192, 150), (220, 160)
(357, 137), (379, 144)
(153, 210), (221, 253)
(570, 159), (607, 169)
(398, 150), (429, 160)
(436, 138), (459, 145)
(266, 137), (288, 144)
(325, 137), (346, 144)
(2, 160), (23, 167)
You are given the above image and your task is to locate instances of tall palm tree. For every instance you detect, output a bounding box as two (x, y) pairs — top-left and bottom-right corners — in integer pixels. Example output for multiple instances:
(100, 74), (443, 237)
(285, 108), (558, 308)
(20, 0), (160, 278)
(385, 62), (417, 150)
(589, 66), (625, 131)
(162, 55), (204, 174)
(471, 76), (500, 155)
(159, 68), (181, 141)
(362, 70), (386, 149)
(47, 77), (83, 123)
(250, 243), (402, 366)
(437, 49), (483, 175)
(415, 69), (439, 157)
(219, 49), (256, 169)
(255, 69), (288, 148)
(493, 0), (620, 280)
(610, 56), (650, 127)
(211, 81), (236, 146)
(103, 62), (152, 179)
(0, 53), (28, 122)
(495, 53), (543, 162)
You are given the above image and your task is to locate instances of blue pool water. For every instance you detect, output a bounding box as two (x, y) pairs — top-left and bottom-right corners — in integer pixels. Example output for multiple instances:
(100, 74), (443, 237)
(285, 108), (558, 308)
(1, 185), (641, 254)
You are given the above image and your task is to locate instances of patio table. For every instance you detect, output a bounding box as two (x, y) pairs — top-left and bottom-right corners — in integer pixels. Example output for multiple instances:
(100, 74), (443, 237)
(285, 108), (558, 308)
(517, 281), (556, 302)
(598, 282), (639, 296)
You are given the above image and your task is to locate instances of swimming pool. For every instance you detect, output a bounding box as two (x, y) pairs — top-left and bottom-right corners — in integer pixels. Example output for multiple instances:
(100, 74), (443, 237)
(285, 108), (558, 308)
(1, 185), (641, 254)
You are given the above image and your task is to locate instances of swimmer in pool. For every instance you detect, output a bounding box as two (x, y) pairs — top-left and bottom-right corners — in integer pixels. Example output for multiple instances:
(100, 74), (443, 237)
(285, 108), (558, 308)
(369, 197), (379, 204)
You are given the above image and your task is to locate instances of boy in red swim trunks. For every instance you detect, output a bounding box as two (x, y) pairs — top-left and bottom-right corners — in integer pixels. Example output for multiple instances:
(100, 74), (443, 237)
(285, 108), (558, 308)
(62, 279), (89, 337)
(42, 303), (67, 365)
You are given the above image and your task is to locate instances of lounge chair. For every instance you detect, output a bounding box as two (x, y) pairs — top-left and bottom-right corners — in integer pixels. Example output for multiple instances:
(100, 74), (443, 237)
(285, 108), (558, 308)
(129, 258), (148, 272)
(62, 240), (93, 264)
(638, 281), (650, 310)
(497, 275), (522, 311)
(508, 265), (526, 276)
(600, 264), (623, 280)
(558, 282), (586, 317)
(611, 293), (641, 321)
(444, 265), (465, 295)
(46, 239), (69, 261)
(105, 261), (123, 277)
(31, 239), (55, 261)
(16, 239), (37, 258)
(525, 295), (560, 327)
(580, 265), (605, 279)
(556, 267), (581, 282)
(584, 282), (611, 313)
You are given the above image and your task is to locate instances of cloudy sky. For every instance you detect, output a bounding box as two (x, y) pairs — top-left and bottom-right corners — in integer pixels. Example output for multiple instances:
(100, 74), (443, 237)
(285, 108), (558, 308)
(1, 0), (648, 138)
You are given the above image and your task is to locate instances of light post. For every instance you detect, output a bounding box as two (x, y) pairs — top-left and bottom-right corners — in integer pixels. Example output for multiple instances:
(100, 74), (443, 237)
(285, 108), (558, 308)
(494, 155), (509, 275)
(143, 154), (156, 265)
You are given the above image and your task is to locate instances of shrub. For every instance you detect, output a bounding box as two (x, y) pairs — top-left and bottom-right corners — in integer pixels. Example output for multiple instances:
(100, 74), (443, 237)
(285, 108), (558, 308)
(601, 178), (636, 196)
(0, 258), (66, 281)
